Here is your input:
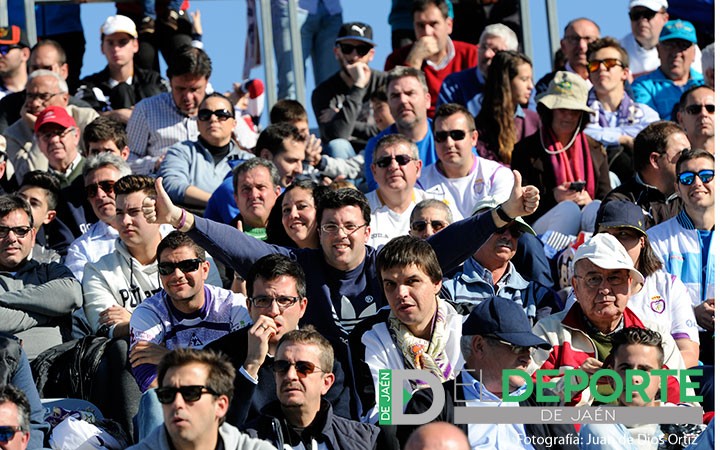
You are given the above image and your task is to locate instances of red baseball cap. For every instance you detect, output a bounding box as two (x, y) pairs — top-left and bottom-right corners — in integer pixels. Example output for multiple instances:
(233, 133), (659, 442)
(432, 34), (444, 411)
(34, 106), (77, 134)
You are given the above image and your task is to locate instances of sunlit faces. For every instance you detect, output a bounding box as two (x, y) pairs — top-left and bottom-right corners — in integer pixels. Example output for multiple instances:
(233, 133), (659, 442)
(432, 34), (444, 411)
(655, 132), (691, 195)
(0, 45), (28, 77)
(0, 401), (30, 450)
(29, 43), (67, 77)
(588, 47), (628, 95)
(334, 37), (375, 66)
(114, 190), (161, 248)
(613, 343), (663, 406)
(37, 124), (80, 171)
(571, 259), (631, 329)
(433, 112), (476, 169)
(234, 166), (281, 227)
(473, 225), (519, 266)
(0, 209), (35, 271)
(18, 185), (54, 230)
(599, 228), (644, 265)
(480, 336), (532, 394)
(101, 32), (138, 68)
(248, 275), (307, 344)
(87, 139), (130, 160)
(272, 139), (305, 188)
(413, 4), (452, 50)
(281, 188), (317, 247)
(274, 342), (334, 410)
(510, 63), (534, 106)
(478, 35), (509, 76)
(161, 363), (228, 446)
(24, 75), (68, 116)
(170, 74), (208, 116)
(677, 87), (715, 139)
(560, 19), (599, 68)
(387, 76), (431, 131)
(197, 96), (236, 147)
(550, 108), (583, 137)
(381, 263), (441, 338)
(158, 246), (210, 313)
(371, 142), (422, 192)
(657, 39), (695, 81)
(85, 166), (122, 223)
(371, 98), (394, 131)
(318, 205), (370, 271)
(630, 6), (668, 49)
(409, 206), (449, 239)
(676, 156), (714, 210)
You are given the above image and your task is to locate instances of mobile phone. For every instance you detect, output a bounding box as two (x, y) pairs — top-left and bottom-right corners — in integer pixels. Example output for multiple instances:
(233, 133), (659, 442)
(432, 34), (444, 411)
(569, 181), (587, 192)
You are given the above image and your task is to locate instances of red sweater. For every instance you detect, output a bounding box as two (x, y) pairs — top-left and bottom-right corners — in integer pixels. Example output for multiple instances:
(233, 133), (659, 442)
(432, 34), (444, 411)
(384, 39), (478, 118)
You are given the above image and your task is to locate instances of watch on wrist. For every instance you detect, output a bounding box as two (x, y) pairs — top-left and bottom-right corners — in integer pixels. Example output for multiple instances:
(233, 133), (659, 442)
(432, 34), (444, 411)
(495, 205), (513, 223)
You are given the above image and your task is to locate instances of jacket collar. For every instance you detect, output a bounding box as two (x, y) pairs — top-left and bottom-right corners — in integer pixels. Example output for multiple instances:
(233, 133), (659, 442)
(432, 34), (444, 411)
(561, 302), (646, 332)
(461, 258), (529, 290)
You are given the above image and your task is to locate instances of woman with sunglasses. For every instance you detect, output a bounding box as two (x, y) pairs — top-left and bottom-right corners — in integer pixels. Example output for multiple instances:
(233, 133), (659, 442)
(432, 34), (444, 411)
(158, 92), (255, 211)
(474, 50), (540, 165)
(266, 179), (330, 249)
(512, 71), (612, 237)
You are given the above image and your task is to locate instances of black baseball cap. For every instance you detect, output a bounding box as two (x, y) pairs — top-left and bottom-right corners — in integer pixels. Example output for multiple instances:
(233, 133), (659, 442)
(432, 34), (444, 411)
(336, 22), (375, 46)
(594, 200), (647, 236)
(462, 297), (551, 350)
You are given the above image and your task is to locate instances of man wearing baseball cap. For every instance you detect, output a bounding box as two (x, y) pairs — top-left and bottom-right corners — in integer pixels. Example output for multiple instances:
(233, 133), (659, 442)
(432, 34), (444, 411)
(530, 233), (687, 406)
(0, 25), (31, 99)
(311, 22), (388, 156)
(399, 297), (579, 449)
(76, 15), (167, 122)
(632, 19), (705, 120)
(34, 105), (85, 188)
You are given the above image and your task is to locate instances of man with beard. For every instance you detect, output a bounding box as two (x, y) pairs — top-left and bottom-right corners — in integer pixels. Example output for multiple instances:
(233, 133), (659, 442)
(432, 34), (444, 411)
(0, 25), (30, 99)
(676, 85), (714, 153)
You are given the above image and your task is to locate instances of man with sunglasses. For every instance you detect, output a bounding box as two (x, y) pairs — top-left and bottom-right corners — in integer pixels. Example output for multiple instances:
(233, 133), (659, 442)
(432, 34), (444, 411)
(632, 20), (705, 121)
(399, 297), (576, 449)
(408, 199), (453, 239)
(244, 326), (380, 450)
(0, 26), (30, 101)
(311, 22), (387, 154)
(676, 85), (715, 153)
(0, 384), (31, 450)
(128, 348), (274, 450)
(648, 149), (715, 364)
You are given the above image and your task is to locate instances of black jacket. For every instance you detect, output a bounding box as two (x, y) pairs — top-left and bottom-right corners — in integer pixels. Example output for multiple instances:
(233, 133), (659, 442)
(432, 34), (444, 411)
(601, 174), (683, 229)
(75, 66), (167, 112)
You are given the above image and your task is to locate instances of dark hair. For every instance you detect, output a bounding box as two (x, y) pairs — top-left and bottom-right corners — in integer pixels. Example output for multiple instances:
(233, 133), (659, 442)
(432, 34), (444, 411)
(376, 235), (442, 284)
(587, 37), (630, 68)
(255, 123), (306, 158)
(200, 92), (235, 116)
(276, 325), (334, 373)
(83, 116), (129, 151)
(246, 254), (307, 299)
(20, 170), (61, 210)
(369, 86), (388, 103)
(637, 243), (663, 277)
(166, 46), (212, 80)
(270, 99), (307, 124)
(114, 174), (156, 197)
(412, 0), (449, 18)
(434, 102), (474, 133)
(386, 66), (429, 93)
(157, 348), (235, 405)
(0, 195), (34, 228)
(477, 51), (533, 163)
(633, 121), (686, 172)
(156, 231), (206, 262)
(0, 385), (31, 432)
(266, 179), (330, 248)
(676, 148), (715, 175)
(316, 188), (371, 228)
(677, 85), (715, 110)
(610, 327), (664, 368)
(232, 158), (281, 196)
(31, 39), (66, 65)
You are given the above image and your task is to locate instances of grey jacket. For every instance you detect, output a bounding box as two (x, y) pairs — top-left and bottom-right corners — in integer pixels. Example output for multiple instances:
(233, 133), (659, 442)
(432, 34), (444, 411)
(128, 422), (277, 450)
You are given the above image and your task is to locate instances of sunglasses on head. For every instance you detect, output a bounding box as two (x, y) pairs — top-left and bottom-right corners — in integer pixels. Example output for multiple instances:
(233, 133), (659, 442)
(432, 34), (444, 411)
(85, 180), (115, 198)
(157, 258), (203, 276)
(197, 108), (234, 122)
(434, 130), (469, 142)
(0, 425), (23, 443)
(677, 169), (714, 185)
(337, 42), (372, 57)
(374, 154), (415, 168)
(684, 104), (715, 115)
(156, 385), (219, 404)
(628, 9), (658, 21)
(587, 58), (625, 73)
(272, 360), (324, 378)
(411, 220), (448, 233)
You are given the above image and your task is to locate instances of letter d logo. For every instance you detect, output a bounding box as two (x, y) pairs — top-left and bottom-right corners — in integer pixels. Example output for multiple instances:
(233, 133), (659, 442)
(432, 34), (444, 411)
(379, 369), (444, 425)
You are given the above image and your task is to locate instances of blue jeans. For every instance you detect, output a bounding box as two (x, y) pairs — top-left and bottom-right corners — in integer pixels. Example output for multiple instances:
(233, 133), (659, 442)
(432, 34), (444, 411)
(142, 0), (183, 19)
(134, 388), (164, 441)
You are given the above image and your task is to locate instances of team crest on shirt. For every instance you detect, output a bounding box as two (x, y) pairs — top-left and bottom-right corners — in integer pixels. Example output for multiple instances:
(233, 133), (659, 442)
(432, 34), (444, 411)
(188, 333), (204, 347)
(473, 177), (485, 194)
(650, 296), (666, 314)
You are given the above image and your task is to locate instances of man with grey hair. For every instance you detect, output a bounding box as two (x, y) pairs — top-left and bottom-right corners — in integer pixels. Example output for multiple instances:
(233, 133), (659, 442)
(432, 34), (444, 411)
(4, 69), (98, 184)
(409, 199), (453, 239)
(437, 23), (519, 116)
(230, 158), (281, 238)
(701, 43), (714, 88)
(0, 384), (32, 450)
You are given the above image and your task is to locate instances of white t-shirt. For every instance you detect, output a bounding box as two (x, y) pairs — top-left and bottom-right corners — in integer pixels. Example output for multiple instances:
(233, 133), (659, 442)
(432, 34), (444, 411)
(365, 188), (438, 248)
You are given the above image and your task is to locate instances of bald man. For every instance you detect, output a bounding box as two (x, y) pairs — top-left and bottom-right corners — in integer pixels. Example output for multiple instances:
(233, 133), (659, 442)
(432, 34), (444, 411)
(405, 423), (470, 450)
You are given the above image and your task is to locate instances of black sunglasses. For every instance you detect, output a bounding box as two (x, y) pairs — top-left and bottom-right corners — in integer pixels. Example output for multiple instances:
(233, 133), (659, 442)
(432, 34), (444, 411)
(157, 258), (203, 276)
(496, 223), (522, 238)
(411, 220), (448, 233)
(272, 360), (324, 378)
(628, 9), (658, 21)
(374, 154), (415, 168)
(0, 425), (23, 443)
(677, 169), (714, 186)
(156, 385), (219, 404)
(0, 45), (21, 57)
(587, 58), (625, 73)
(337, 42), (372, 56)
(197, 108), (234, 122)
(434, 130), (470, 142)
(684, 104), (715, 115)
(0, 226), (32, 239)
(85, 180), (116, 198)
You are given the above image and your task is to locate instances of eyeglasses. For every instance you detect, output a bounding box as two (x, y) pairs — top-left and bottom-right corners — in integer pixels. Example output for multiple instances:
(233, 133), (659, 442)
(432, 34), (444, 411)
(628, 9), (658, 21)
(411, 220), (448, 233)
(374, 154), (415, 168)
(574, 273), (628, 288)
(684, 104), (715, 115)
(157, 258), (204, 276)
(272, 360), (325, 378)
(38, 127), (74, 141)
(337, 43), (373, 57)
(677, 169), (715, 185)
(434, 129), (471, 142)
(0, 425), (23, 443)
(156, 385), (219, 404)
(0, 226), (32, 239)
(197, 108), (234, 122)
(85, 180), (116, 198)
(320, 223), (367, 235)
(0, 45), (22, 57)
(485, 335), (533, 355)
(26, 92), (62, 102)
(249, 295), (299, 310)
(587, 58), (625, 73)
(496, 223), (522, 238)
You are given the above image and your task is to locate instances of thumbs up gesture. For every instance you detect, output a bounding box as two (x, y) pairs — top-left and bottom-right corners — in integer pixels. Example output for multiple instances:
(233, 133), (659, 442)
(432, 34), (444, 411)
(500, 170), (540, 219)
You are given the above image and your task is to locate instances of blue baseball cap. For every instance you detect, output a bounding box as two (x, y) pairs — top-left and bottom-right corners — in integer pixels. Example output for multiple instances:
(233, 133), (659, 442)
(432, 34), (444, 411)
(659, 20), (697, 44)
(462, 297), (551, 350)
